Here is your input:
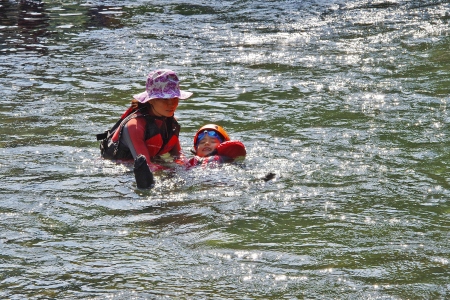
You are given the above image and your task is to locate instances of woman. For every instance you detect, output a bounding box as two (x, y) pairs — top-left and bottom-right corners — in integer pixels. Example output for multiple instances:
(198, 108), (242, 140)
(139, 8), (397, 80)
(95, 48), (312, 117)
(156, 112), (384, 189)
(97, 69), (192, 188)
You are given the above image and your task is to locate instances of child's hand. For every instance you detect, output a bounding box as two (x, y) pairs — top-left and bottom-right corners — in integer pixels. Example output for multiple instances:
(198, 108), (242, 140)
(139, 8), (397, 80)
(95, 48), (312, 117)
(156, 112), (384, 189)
(216, 140), (246, 159)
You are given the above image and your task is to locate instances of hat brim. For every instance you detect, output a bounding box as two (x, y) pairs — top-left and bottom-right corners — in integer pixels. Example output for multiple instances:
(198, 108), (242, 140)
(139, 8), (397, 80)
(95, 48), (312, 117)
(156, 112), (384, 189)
(133, 90), (193, 103)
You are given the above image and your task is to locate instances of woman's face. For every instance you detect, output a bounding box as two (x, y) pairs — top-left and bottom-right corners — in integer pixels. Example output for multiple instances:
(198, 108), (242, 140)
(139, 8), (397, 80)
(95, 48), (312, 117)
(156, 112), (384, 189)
(196, 135), (221, 157)
(149, 97), (179, 117)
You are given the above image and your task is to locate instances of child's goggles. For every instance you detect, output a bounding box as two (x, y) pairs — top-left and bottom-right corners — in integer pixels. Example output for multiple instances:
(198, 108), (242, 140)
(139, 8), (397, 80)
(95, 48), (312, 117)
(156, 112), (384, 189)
(196, 130), (223, 146)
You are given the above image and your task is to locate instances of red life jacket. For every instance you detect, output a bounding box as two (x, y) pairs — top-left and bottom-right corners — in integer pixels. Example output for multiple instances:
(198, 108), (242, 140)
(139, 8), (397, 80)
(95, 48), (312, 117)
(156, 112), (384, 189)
(187, 155), (227, 168)
(97, 107), (180, 160)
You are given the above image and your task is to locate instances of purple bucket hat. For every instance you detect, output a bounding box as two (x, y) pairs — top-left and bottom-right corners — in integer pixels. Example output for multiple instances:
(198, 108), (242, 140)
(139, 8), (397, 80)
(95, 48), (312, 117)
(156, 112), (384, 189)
(133, 69), (193, 103)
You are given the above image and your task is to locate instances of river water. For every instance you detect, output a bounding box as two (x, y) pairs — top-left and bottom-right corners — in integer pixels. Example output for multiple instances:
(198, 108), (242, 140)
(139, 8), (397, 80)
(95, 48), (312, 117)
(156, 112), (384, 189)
(1, 0), (449, 299)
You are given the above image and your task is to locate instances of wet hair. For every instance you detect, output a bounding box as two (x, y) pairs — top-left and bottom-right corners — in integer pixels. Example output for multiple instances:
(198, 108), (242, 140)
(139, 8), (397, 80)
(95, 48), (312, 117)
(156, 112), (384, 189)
(130, 99), (146, 110)
(130, 99), (138, 109)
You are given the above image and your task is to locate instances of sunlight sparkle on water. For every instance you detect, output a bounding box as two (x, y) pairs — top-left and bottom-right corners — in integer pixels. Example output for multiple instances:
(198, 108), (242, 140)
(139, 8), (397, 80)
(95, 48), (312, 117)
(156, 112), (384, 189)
(1, 1), (449, 298)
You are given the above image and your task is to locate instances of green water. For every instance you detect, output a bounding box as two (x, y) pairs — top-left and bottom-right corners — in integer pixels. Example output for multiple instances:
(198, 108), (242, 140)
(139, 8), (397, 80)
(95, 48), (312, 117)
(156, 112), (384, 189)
(0, 0), (449, 299)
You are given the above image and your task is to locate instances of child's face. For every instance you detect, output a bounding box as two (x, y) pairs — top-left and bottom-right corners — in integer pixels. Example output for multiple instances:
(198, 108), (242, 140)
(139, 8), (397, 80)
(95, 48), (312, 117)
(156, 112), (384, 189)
(196, 135), (221, 157)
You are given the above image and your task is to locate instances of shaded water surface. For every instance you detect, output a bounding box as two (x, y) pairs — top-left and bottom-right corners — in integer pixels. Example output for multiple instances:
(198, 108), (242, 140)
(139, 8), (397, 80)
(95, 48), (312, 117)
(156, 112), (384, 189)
(1, 0), (449, 299)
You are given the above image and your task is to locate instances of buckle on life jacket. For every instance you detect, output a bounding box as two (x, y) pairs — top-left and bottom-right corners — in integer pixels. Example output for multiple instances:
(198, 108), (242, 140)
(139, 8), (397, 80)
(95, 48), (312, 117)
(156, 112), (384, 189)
(96, 131), (109, 141)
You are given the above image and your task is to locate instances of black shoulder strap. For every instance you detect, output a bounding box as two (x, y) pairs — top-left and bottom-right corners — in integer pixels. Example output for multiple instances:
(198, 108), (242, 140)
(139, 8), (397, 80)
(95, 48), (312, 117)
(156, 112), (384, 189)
(143, 115), (158, 140)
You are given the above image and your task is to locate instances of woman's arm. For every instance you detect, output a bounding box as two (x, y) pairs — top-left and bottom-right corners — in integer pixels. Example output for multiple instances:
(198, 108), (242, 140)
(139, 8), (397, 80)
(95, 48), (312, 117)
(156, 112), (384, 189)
(124, 118), (166, 172)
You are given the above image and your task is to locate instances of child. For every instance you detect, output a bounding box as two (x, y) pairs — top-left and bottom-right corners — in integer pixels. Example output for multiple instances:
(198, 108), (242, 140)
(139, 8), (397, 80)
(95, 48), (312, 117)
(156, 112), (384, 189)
(97, 69), (193, 188)
(187, 124), (246, 167)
